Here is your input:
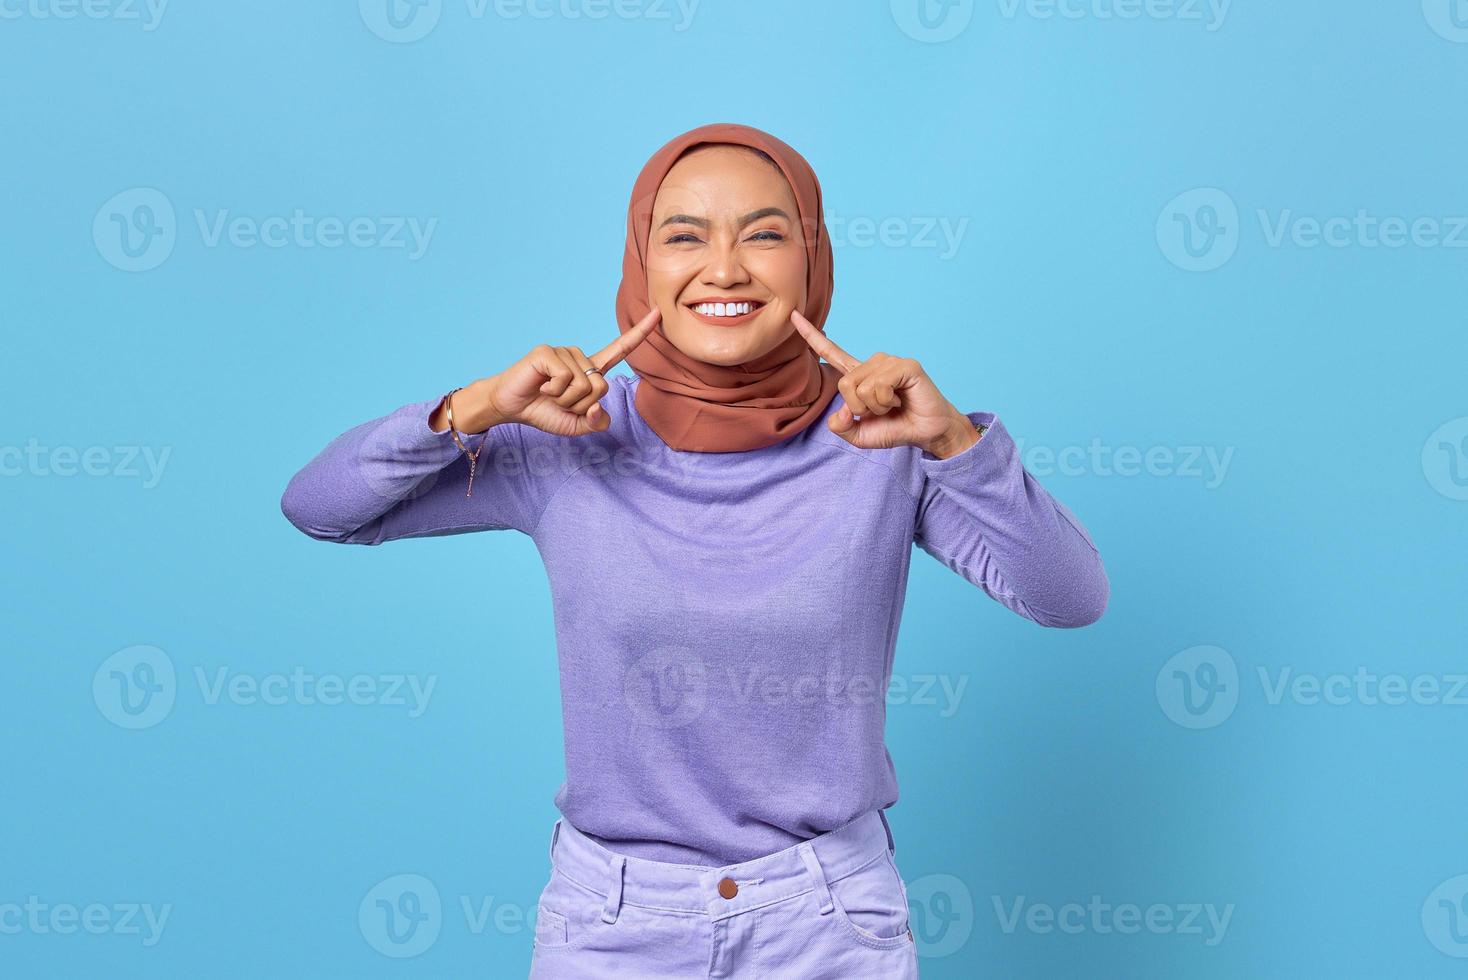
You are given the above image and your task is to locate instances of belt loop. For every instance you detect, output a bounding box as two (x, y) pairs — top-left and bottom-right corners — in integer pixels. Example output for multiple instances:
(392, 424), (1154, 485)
(549, 818), (562, 866)
(878, 808), (895, 855)
(797, 842), (834, 915)
(600, 855), (626, 923)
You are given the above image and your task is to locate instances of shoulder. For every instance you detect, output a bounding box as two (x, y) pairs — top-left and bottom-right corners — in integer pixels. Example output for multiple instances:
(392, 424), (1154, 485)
(608, 371), (637, 401)
(604, 372), (641, 433)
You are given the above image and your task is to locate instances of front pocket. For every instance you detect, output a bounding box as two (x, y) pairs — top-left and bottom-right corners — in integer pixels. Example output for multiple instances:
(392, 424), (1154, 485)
(532, 866), (606, 953)
(827, 851), (912, 946)
(534, 905), (569, 948)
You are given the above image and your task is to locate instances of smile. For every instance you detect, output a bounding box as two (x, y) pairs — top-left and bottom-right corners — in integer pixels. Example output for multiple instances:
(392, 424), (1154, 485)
(685, 299), (765, 326)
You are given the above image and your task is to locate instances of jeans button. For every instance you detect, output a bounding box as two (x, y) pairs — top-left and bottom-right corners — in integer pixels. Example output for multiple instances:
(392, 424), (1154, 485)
(717, 877), (738, 899)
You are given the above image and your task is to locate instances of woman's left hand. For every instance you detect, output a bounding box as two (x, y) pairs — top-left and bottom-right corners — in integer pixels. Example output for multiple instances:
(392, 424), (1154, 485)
(790, 311), (982, 459)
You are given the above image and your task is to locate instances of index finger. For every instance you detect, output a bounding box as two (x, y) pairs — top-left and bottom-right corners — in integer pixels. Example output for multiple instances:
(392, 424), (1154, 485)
(790, 310), (862, 374)
(591, 306), (663, 373)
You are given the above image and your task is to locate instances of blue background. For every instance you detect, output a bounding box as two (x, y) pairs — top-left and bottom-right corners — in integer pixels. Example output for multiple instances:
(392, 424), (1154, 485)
(4, 1), (1467, 976)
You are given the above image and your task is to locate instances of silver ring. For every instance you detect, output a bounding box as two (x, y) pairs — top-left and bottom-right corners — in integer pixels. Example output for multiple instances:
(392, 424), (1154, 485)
(584, 367), (602, 376)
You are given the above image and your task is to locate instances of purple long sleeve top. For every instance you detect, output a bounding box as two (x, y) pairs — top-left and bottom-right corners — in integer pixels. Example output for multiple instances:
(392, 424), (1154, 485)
(280, 373), (1108, 865)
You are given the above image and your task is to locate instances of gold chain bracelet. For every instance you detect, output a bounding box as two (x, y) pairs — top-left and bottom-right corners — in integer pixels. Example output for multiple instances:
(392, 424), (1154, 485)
(444, 387), (489, 498)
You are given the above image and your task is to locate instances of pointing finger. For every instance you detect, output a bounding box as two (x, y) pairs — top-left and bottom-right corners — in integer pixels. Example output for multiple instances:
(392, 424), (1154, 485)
(591, 307), (662, 373)
(790, 310), (862, 374)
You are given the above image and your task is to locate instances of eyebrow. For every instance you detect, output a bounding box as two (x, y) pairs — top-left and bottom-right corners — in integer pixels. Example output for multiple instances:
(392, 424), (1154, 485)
(657, 207), (791, 229)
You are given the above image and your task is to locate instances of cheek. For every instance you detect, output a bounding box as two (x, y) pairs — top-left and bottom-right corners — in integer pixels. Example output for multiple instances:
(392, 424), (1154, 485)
(645, 266), (687, 313)
(751, 251), (806, 305)
(645, 262), (673, 296)
(645, 240), (704, 285)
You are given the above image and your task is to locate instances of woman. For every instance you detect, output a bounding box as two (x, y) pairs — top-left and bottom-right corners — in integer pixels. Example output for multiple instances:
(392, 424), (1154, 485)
(281, 123), (1108, 978)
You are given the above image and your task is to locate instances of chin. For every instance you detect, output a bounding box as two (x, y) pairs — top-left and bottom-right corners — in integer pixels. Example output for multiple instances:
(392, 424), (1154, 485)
(671, 337), (755, 366)
(675, 333), (774, 365)
(664, 311), (788, 366)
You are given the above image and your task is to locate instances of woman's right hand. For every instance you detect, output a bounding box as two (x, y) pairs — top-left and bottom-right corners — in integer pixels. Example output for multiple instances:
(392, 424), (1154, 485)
(431, 308), (661, 437)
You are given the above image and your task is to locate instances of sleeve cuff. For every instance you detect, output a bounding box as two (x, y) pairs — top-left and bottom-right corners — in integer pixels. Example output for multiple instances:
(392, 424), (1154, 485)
(918, 411), (1001, 475)
(380, 396), (476, 468)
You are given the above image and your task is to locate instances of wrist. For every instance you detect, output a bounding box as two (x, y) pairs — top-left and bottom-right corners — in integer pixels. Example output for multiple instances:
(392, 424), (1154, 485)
(455, 377), (509, 434)
(430, 377), (506, 435)
(922, 410), (982, 460)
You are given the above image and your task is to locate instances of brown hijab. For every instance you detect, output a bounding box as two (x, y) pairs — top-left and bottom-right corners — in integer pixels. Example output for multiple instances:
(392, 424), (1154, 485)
(614, 123), (843, 453)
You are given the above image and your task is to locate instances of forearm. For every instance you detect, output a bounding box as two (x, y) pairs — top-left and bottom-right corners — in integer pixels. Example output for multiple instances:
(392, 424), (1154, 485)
(914, 413), (1109, 628)
(281, 397), (468, 542)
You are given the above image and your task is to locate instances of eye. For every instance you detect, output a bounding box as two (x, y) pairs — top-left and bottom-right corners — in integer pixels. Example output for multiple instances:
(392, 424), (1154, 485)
(747, 230), (785, 243)
(664, 232), (703, 245)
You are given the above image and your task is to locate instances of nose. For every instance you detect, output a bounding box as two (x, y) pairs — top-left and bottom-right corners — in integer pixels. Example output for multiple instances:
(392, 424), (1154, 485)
(699, 234), (751, 288)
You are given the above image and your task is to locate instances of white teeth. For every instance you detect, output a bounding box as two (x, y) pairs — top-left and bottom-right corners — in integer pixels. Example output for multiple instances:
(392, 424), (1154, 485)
(692, 302), (756, 317)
